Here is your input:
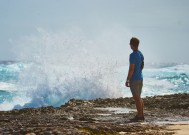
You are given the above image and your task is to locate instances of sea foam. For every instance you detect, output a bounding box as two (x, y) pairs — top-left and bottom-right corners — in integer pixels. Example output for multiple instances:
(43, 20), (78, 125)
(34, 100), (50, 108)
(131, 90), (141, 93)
(9, 28), (123, 110)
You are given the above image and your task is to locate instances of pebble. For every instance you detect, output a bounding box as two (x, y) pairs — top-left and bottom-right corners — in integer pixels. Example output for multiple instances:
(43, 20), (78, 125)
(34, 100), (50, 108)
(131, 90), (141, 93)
(26, 133), (36, 135)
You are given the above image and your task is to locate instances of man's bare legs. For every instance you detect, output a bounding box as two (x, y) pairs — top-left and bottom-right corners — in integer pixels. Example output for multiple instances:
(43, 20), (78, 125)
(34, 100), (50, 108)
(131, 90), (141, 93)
(133, 95), (144, 117)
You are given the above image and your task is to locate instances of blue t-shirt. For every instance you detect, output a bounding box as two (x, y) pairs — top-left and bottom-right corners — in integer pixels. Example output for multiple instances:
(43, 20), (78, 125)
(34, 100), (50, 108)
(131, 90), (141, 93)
(129, 50), (144, 81)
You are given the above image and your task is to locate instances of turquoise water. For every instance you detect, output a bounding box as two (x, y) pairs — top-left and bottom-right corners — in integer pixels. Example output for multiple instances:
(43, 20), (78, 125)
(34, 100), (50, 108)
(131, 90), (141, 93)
(0, 62), (188, 110)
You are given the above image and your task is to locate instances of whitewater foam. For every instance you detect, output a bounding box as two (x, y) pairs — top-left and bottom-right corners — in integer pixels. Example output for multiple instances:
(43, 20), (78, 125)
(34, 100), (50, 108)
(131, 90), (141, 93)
(0, 82), (17, 91)
(1, 62), (189, 110)
(0, 95), (30, 111)
(6, 29), (123, 110)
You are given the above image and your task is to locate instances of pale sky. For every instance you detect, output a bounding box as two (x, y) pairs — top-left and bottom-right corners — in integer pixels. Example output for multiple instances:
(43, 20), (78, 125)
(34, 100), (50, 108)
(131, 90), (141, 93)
(0, 0), (189, 64)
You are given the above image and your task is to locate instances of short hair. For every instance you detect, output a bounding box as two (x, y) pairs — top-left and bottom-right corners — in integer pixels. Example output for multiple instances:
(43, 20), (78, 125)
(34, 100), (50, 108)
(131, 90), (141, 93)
(130, 37), (140, 47)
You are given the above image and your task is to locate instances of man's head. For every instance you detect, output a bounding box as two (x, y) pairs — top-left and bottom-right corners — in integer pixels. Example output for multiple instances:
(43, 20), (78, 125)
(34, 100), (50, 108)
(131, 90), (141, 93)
(130, 37), (140, 50)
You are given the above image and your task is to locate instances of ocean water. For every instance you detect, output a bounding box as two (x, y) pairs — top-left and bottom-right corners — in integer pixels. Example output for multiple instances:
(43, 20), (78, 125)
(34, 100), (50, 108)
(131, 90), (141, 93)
(0, 61), (189, 111)
(0, 30), (188, 110)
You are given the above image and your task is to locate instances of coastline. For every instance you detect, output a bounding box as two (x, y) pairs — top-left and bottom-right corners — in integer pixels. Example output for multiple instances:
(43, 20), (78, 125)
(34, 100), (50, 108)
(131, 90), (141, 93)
(0, 93), (188, 134)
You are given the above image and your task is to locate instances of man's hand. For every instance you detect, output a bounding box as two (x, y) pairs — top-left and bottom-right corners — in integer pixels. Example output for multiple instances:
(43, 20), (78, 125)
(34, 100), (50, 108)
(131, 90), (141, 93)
(125, 81), (130, 87)
(126, 64), (134, 87)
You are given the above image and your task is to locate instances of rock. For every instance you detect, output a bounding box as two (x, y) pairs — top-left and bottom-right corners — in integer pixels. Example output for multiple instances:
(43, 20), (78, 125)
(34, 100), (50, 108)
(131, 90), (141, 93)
(60, 116), (69, 120)
(26, 133), (36, 135)
(0, 93), (188, 135)
(79, 117), (96, 122)
(1, 119), (10, 122)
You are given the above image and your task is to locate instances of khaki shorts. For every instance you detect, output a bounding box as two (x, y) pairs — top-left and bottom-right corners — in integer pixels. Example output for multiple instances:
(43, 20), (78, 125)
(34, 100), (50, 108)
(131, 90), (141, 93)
(130, 80), (143, 97)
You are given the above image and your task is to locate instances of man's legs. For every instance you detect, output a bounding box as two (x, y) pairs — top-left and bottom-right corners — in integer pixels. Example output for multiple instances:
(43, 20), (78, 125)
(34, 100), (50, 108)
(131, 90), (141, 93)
(130, 80), (144, 119)
(133, 95), (144, 117)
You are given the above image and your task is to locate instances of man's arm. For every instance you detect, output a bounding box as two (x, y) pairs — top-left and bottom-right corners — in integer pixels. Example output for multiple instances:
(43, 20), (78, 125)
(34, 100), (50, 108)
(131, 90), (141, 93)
(141, 61), (144, 70)
(125, 64), (135, 87)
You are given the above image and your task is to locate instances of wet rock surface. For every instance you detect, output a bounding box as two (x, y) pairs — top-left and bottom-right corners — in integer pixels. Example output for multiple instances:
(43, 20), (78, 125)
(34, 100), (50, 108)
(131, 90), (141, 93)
(0, 93), (188, 134)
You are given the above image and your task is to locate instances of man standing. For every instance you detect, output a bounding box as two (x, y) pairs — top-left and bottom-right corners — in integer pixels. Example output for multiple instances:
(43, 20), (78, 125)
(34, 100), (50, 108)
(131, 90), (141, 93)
(125, 37), (144, 121)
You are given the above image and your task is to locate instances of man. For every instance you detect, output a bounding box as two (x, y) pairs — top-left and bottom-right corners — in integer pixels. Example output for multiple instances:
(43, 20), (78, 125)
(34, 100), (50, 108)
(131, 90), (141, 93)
(125, 37), (144, 121)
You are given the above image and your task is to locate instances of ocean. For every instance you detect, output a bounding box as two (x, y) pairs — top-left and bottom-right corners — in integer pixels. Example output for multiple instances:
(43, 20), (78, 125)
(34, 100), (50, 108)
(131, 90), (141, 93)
(0, 61), (188, 111)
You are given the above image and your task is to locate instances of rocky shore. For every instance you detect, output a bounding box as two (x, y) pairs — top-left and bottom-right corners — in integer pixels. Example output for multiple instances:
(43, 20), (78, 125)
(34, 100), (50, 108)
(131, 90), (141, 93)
(0, 93), (189, 135)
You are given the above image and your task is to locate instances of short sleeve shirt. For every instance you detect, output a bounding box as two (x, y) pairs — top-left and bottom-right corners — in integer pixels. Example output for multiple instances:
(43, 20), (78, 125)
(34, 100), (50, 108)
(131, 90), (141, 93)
(129, 50), (144, 81)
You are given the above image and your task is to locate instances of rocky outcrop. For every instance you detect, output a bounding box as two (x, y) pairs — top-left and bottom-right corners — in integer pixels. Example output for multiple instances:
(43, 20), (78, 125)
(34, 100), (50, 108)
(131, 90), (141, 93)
(0, 93), (188, 134)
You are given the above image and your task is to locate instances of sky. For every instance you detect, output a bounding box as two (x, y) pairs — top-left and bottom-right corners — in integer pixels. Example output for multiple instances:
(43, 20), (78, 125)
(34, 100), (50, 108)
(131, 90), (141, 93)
(0, 0), (189, 64)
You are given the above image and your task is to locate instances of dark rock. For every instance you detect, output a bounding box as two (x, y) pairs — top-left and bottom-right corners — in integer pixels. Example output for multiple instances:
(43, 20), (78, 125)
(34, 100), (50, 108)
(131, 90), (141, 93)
(79, 117), (96, 122)
(0, 93), (188, 134)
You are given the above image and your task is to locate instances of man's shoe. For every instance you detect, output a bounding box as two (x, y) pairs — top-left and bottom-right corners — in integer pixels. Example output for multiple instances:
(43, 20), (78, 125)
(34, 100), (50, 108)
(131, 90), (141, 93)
(130, 116), (145, 122)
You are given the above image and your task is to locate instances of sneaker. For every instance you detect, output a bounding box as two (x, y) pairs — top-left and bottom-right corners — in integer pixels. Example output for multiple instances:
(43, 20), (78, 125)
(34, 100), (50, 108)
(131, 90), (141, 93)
(130, 116), (145, 122)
